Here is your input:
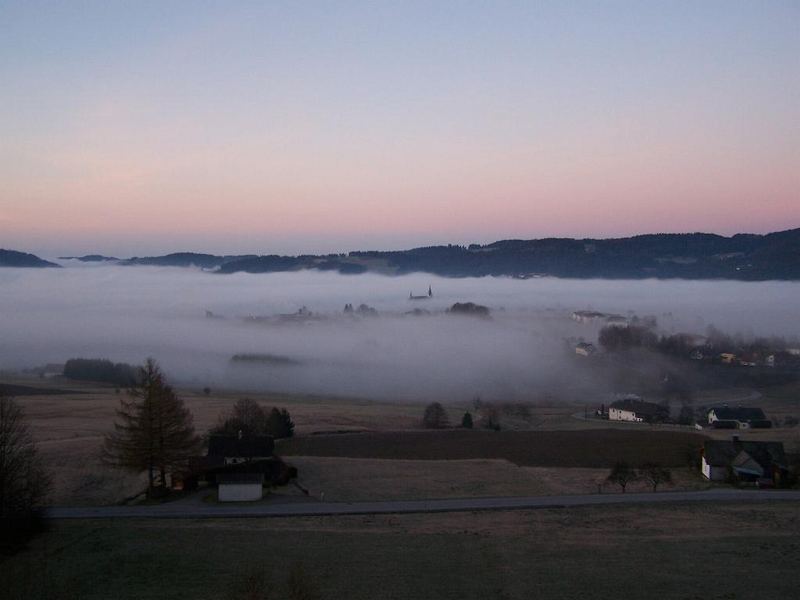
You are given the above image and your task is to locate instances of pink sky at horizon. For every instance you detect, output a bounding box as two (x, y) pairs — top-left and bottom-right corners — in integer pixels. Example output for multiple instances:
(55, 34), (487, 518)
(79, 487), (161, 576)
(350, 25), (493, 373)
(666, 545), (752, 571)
(1, 2), (798, 257)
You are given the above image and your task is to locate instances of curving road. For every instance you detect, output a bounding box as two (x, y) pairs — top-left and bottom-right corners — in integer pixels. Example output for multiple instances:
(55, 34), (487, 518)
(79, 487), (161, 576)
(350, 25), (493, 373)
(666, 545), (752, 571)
(46, 489), (800, 520)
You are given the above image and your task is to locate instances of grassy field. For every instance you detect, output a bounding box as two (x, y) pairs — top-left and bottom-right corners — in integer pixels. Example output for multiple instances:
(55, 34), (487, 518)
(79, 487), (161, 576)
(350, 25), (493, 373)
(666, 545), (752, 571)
(3, 502), (799, 600)
(278, 430), (707, 468)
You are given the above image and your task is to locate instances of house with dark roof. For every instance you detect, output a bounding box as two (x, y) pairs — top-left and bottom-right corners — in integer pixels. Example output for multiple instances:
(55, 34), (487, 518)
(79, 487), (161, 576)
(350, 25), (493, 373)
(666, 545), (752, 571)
(172, 433), (290, 492)
(608, 397), (668, 423)
(707, 406), (770, 429)
(207, 433), (274, 466)
(701, 438), (787, 483)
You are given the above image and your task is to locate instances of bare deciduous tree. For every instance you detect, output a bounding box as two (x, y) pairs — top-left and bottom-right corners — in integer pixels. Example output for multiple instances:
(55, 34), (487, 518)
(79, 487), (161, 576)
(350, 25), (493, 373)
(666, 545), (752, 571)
(0, 394), (51, 549)
(640, 463), (672, 492)
(606, 461), (637, 493)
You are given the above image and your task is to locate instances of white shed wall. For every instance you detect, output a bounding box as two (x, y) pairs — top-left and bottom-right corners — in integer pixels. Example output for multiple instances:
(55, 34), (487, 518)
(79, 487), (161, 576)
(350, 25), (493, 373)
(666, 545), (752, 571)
(701, 457), (726, 481)
(609, 408), (641, 422)
(218, 483), (263, 502)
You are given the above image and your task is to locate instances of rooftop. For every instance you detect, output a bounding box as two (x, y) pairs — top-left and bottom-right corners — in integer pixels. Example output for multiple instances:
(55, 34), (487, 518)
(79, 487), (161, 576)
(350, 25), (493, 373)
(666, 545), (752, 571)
(217, 472), (264, 485)
(710, 407), (767, 422)
(703, 440), (785, 468)
(207, 434), (274, 458)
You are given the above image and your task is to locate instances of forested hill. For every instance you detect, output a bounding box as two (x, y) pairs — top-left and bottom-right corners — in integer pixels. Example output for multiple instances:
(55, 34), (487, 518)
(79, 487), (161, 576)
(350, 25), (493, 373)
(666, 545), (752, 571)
(115, 228), (800, 280)
(0, 249), (60, 268)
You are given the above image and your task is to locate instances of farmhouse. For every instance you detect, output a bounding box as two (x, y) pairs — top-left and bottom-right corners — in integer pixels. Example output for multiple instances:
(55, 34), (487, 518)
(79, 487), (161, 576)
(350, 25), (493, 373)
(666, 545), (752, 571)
(707, 407), (770, 429)
(608, 397), (667, 423)
(571, 310), (606, 324)
(701, 438), (786, 484)
(217, 472), (264, 502)
(605, 315), (629, 327)
(575, 342), (597, 357)
(207, 432), (275, 465)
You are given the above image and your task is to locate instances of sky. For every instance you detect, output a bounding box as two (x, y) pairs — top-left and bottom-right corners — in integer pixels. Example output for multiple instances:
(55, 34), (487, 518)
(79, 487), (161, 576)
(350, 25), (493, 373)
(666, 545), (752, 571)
(1, 1), (799, 257)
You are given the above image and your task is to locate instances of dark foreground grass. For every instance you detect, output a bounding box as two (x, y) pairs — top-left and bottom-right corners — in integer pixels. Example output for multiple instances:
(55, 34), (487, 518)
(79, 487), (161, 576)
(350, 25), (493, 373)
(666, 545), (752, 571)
(278, 429), (707, 468)
(2, 502), (798, 600)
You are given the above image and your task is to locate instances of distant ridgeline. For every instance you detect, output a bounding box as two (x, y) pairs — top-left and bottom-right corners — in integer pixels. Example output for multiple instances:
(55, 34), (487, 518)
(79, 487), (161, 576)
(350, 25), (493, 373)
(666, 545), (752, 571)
(118, 228), (800, 280)
(0, 249), (60, 268)
(5, 227), (800, 279)
(58, 255), (119, 262)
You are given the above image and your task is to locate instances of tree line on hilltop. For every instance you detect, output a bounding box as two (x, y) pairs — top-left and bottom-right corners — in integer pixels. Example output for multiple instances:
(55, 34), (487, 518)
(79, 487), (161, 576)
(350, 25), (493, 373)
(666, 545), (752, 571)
(10, 227), (796, 279)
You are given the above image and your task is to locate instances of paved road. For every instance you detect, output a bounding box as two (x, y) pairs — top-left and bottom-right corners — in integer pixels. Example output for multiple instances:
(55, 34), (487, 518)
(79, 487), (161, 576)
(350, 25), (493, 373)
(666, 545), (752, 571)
(46, 489), (800, 520)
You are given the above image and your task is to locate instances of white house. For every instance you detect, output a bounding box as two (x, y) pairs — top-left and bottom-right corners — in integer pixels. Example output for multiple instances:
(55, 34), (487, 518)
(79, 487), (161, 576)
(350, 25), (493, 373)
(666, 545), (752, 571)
(571, 310), (606, 324)
(609, 405), (643, 422)
(217, 473), (264, 502)
(608, 396), (666, 423)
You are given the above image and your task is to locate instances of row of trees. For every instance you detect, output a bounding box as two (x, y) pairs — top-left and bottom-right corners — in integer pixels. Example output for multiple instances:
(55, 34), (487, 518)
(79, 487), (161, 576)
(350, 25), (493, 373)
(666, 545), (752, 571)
(599, 323), (800, 363)
(421, 403), (499, 430)
(212, 398), (295, 439)
(63, 358), (139, 386)
(606, 461), (672, 493)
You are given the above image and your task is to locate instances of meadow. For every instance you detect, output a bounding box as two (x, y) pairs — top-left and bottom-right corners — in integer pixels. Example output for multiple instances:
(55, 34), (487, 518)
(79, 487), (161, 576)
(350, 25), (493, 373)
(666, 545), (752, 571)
(3, 503), (799, 600)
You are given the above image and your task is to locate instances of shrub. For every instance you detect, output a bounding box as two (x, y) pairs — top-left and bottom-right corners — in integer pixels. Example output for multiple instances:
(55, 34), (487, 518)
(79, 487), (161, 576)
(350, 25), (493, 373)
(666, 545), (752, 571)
(266, 408), (295, 439)
(478, 405), (502, 431)
(422, 402), (449, 429)
(606, 461), (637, 493)
(640, 463), (672, 492)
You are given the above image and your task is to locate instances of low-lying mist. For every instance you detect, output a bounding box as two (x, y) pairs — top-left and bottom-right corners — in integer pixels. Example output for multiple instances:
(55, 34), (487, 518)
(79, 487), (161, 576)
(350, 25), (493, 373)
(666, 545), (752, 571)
(1, 264), (799, 400)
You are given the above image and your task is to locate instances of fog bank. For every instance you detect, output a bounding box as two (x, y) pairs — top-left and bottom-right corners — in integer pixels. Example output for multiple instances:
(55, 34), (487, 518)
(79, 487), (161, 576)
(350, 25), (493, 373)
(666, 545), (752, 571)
(1, 265), (798, 400)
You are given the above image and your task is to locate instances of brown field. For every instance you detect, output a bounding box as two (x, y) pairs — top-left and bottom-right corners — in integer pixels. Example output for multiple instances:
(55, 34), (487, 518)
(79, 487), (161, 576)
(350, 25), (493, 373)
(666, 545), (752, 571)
(286, 457), (711, 501)
(4, 374), (799, 505)
(278, 429), (707, 468)
(3, 502), (799, 600)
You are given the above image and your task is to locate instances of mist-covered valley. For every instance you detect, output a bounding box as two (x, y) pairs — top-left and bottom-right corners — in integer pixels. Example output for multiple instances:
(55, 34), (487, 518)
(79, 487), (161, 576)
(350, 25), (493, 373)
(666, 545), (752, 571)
(1, 263), (799, 400)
